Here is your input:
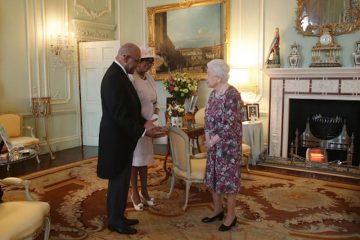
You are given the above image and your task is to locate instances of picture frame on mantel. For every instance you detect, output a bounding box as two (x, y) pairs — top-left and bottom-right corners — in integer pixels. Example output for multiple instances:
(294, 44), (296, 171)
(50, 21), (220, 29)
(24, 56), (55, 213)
(147, 0), (230, 80)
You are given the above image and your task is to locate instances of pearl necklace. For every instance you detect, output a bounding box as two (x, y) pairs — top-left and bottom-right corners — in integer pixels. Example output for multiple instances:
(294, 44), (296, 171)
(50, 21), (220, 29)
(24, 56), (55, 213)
(215, 83), (229, 97)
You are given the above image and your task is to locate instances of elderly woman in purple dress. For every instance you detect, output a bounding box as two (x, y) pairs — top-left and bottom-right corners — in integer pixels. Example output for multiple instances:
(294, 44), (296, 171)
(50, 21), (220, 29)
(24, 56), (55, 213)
(201, 59), (243, 232)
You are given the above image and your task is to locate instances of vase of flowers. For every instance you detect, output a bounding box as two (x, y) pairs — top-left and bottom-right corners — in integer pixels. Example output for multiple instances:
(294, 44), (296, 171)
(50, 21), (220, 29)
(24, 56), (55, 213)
(167, 101), (185, 128)
(162, 72), (198, 105)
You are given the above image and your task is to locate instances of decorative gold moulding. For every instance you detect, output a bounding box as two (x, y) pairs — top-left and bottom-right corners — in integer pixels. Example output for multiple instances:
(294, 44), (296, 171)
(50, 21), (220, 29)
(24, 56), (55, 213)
(295, 0), (360, 36)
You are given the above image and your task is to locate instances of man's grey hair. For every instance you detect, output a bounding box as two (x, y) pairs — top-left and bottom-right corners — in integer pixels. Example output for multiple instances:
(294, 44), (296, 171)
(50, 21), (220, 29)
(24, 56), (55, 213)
(207, 59), (230, 83)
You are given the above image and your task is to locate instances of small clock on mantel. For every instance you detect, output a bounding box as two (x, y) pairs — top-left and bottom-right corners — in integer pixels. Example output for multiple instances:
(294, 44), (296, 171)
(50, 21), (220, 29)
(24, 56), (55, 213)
(310, 27), (342, 67)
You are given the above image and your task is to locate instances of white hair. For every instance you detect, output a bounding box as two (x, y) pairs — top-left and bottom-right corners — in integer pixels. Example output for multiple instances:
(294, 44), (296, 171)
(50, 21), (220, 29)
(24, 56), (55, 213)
(207, 59), (230, 83)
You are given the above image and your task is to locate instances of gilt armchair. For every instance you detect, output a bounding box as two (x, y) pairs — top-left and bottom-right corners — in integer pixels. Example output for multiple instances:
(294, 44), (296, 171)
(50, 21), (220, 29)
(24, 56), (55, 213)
(194, 108), (206, 153)
(167, 127), (207, 211)
(0, 177), (50, 240)
(0, 113), (40, 163)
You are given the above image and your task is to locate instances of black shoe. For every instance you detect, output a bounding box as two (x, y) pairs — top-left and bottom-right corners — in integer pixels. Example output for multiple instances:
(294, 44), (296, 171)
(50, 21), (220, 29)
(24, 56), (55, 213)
(108, 224), (137, 235)
(121, 218), (139, 226)
(201, 212), (224, 223)
(218, 217), (237, 232)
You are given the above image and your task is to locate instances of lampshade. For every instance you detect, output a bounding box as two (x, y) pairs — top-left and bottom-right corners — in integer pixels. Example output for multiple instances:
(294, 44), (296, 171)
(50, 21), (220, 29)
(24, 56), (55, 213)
(229, 68), (258, 93)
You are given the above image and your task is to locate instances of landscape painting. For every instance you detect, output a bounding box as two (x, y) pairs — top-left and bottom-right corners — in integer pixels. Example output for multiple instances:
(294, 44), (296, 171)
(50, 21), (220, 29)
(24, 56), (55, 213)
(148, 0), (229, 80)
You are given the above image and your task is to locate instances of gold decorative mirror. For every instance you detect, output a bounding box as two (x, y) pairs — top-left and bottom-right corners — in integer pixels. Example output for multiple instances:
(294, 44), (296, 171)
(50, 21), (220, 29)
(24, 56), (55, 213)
(296, 0), (360, 36)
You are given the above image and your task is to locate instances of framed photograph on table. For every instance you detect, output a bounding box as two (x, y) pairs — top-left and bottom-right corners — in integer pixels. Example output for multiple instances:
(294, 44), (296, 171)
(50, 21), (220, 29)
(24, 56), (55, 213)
(186, 95), (198, 113)
(147, 0), (230, 80)
(246, 104), (260, 121)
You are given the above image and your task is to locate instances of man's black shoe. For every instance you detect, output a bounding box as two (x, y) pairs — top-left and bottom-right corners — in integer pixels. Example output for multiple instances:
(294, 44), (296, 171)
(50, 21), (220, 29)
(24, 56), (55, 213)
(108, 225), (137, 235)
(121, 218), (139, 226)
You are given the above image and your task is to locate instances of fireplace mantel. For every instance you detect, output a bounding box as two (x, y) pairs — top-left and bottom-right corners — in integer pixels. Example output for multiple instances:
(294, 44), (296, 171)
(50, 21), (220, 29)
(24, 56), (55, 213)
(265, 67), (360, 159)
(265, 67), (360, 78)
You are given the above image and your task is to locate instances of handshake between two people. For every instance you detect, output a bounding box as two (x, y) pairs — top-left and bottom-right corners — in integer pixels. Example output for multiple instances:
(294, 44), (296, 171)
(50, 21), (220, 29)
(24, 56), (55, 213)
(144, 119), (168, 138)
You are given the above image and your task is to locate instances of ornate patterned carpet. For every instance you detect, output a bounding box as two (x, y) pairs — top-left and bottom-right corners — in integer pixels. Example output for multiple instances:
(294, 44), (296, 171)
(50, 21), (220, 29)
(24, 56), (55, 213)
(3, 157), (360, 240)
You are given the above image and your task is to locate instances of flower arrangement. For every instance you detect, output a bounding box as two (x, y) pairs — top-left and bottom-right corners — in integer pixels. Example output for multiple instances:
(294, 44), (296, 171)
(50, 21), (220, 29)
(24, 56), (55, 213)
(167, 101), (185, 117)
(162, 72), (198, 103)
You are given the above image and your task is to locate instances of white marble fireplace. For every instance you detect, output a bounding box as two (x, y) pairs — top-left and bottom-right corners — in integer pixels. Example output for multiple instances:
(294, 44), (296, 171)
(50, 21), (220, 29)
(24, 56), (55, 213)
(265, 67), (360, 163)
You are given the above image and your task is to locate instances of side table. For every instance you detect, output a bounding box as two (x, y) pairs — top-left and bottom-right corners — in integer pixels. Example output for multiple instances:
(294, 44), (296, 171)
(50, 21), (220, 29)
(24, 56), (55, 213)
(242, 121), (264, 165)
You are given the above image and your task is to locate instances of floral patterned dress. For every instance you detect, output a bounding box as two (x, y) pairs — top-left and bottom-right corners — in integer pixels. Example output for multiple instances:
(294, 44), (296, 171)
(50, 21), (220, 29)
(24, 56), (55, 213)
(204, 86), (242, 194)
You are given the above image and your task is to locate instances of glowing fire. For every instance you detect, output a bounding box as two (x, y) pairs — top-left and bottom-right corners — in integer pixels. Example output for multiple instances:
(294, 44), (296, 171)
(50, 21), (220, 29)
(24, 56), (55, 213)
(307, 148), (325, 162)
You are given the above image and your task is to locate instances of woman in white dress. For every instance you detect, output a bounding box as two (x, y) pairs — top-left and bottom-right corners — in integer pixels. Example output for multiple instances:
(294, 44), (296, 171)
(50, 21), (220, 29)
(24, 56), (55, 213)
(130, 47), (163, 211)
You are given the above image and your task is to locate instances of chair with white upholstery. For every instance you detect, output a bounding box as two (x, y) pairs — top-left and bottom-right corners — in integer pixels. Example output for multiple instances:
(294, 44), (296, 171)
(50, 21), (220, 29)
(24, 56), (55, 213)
(167, 127), (207, 211)
(194, 108), (206, 153)
(0, 177), (50, 240)
(194, 107), (205, 125)
(0, 113), (40, 163)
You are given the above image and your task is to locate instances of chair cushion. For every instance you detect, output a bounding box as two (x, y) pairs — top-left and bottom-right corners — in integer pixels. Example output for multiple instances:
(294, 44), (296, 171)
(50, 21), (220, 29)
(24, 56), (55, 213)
(174, 158), (206, 181)
(194, 108), (205, 125)
(10, 136), (39, 147)
(0, 201), (50, 240)
(242, 143), (251, 155)
(0, 114), (21, 137)
(194, 108), (206, 152)
(190, 158), (207, 180)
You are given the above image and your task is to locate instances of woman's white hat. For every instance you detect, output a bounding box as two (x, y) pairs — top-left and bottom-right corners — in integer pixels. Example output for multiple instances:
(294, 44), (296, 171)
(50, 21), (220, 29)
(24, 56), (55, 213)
(140, 46), (164, 68)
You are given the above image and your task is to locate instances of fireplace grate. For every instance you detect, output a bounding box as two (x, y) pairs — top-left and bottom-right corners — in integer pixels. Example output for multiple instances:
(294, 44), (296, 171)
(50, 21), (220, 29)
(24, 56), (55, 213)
(290, 116), (354, 164)
(310, 114), (343, 140)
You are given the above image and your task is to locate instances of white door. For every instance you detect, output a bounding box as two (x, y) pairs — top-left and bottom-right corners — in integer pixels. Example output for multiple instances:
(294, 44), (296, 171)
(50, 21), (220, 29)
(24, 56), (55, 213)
(79, 40), (120, 146)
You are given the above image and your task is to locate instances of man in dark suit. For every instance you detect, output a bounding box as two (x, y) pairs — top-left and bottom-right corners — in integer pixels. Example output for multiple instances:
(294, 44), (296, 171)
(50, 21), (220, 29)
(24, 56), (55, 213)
(97, 43), (167, 235)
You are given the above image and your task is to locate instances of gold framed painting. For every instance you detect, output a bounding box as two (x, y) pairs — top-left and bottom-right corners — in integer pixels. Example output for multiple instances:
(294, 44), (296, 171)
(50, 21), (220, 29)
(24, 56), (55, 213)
(147, 0), (230, 80)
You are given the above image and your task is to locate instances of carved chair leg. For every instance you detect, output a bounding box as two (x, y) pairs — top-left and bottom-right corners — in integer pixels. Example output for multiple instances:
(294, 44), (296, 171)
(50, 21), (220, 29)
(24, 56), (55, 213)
(183, 181), (191, 211)
(35, 155), (40, 164)
(43, 216), (51, 240)
(167, 175), (175, 199)
(243, 154), (251, 172)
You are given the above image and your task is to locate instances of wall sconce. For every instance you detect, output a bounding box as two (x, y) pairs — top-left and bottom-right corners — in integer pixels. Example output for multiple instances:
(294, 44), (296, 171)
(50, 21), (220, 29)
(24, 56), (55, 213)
(48, 22), (76, 68)
(229, 67), (258, 103)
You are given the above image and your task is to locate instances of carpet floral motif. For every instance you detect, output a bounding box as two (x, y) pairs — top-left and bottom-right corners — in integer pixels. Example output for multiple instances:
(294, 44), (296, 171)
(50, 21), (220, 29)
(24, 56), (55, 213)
(4, 158), (359, 240)
(257, 185), (338, 212)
